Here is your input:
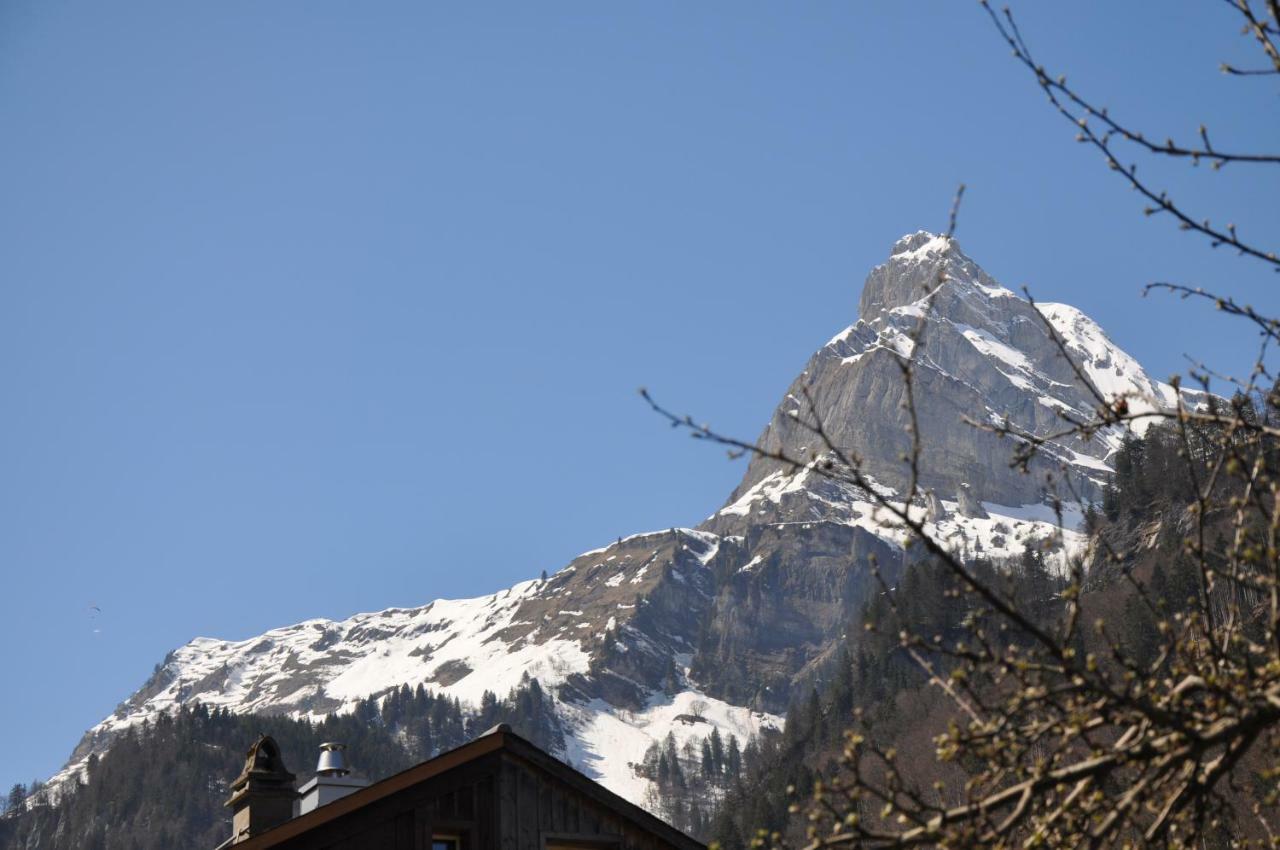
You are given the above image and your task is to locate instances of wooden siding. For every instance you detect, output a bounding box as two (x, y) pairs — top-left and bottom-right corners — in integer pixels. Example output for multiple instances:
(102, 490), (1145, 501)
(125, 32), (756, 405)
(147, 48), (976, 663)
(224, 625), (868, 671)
(249, 749), (695, 850)
(496, 754), (674, 850)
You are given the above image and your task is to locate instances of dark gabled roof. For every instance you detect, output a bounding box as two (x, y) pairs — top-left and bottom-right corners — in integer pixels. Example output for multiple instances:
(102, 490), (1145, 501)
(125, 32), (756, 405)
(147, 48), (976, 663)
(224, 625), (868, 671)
(235, 725), (705, 850)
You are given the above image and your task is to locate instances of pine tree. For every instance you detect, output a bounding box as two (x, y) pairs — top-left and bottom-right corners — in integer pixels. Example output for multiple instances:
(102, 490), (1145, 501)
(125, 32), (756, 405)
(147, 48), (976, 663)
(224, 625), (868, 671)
(6, 784), (25, 814)
(709, 727), (724, 777)
(726, 734), (742, 782)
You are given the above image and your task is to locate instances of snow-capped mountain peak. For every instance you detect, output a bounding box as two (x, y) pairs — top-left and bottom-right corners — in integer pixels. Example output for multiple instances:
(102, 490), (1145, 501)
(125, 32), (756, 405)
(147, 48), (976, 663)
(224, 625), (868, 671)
(50, 232), (1184, 816)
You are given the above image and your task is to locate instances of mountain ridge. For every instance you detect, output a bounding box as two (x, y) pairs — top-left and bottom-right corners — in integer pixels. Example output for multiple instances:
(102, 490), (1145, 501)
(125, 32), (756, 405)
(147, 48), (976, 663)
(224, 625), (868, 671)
(40, 231), (1182, 817)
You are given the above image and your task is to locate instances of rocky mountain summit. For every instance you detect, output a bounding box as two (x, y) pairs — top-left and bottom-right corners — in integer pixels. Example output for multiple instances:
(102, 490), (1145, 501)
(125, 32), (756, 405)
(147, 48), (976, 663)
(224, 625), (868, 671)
(731, 231), (1169, 513)
(48, 232), (1181, 810)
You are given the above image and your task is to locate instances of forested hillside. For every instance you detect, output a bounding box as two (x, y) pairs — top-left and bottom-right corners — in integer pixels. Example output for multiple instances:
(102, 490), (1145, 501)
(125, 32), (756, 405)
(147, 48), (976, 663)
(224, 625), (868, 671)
(0, 678), (562, 850)
(6, 397), (1273, 850)
(702, 399), (1279, 848)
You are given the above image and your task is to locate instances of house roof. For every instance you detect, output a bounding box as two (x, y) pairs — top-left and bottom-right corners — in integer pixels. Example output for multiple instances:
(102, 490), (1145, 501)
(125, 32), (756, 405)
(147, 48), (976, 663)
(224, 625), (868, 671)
(234, 724), (705, 850)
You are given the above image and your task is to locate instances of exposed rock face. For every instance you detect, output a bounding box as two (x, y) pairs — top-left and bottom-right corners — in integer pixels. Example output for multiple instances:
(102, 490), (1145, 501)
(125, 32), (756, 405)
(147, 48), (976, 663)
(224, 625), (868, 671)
(732, 232), (1157, 512)
(957, 485), (989, 519)
(47, 232), (1182, 811)
(925, 490), (944, 522)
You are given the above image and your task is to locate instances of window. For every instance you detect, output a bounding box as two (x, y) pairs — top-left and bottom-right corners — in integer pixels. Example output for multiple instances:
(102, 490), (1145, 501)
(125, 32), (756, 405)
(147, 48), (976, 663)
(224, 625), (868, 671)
(431, 837), (461, 850)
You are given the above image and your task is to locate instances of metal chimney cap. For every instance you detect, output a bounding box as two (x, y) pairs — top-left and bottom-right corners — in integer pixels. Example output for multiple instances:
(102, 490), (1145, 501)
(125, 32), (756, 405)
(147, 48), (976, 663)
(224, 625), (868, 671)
(315, 742), (350, 777)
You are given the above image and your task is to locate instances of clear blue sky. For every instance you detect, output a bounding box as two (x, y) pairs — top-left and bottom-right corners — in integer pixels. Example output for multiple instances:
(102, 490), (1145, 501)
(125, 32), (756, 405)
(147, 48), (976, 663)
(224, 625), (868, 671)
(1, 2), (1275, 792)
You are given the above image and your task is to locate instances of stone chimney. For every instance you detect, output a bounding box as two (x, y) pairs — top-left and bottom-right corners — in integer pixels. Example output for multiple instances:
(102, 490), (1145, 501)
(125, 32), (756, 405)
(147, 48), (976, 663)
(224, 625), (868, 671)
(226, 736), (298, 844)
(297, 742), (368, 815)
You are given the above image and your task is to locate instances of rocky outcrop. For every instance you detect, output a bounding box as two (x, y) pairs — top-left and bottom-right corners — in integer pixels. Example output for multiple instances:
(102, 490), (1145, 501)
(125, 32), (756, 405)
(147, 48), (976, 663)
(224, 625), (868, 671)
(731, 232), (1154, 511)
(957, 484), (989, 519)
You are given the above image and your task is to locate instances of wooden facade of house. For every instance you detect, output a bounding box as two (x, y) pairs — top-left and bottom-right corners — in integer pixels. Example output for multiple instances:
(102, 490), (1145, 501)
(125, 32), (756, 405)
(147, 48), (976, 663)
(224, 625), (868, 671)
(227, 725), (703, 850)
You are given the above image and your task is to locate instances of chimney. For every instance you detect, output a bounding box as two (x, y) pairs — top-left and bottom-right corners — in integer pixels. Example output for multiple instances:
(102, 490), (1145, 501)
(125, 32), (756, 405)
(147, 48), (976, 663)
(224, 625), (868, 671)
(297, 742), (368, 815)
(225, 736), (298, 844)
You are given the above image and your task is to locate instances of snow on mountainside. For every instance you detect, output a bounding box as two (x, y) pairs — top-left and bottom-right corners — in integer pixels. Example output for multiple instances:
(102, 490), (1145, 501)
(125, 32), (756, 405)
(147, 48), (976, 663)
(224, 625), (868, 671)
(1035, 301), (1181, 437)
(48, 232), (1184, 813)
(57, 527), (781, 800)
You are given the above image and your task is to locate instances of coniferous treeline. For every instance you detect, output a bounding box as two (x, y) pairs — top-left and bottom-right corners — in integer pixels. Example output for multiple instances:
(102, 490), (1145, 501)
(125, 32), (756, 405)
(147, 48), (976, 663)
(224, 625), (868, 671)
(701, 407), (1278, 848)
(1097, 386), (1280, 530)
(0, 675), (561, 850)
(11, 401), (1275, 850)
(698, 553), (1056, 850)
(636, 725), (746, 836)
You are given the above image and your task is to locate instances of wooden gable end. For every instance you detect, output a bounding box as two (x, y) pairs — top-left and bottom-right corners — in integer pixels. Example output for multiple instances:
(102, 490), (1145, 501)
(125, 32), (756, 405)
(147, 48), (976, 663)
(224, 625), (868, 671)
(232, 729), (703, 850)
